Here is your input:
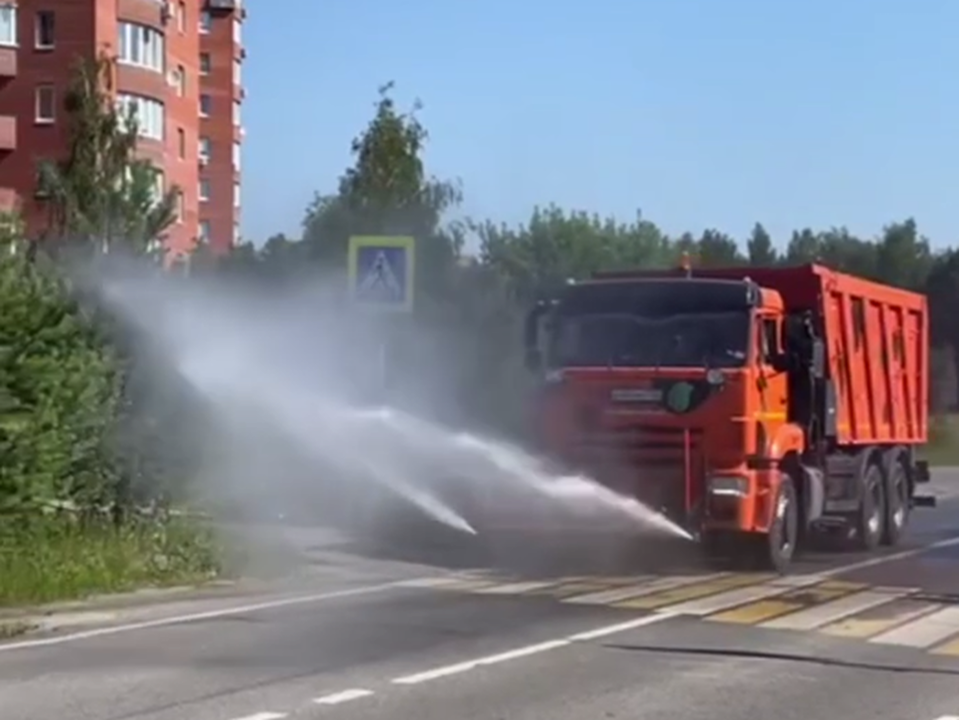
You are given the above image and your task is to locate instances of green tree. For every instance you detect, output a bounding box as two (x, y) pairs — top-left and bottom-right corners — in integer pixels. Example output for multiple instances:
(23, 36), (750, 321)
(477, 205), (672, 303)
(36, 54), (177, 254)
(746, 222), (778, 265)
(696, 229), (743, 266)
(300, 83), (464, 305)
(926, 249), (958, 352)
(875, 218), (931, 290)
(0, 213), (117, 512)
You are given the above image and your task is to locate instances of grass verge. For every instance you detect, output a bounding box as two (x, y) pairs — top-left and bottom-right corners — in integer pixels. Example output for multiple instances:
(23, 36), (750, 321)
(923, 415), (958, 466)
(0, 515), (226, 608)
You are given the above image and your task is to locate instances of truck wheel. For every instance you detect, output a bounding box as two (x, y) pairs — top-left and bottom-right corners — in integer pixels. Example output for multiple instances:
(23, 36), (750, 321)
(881, 460), (910, 546)
(755, 473), (798, 574)
(855, 463), (885, 551)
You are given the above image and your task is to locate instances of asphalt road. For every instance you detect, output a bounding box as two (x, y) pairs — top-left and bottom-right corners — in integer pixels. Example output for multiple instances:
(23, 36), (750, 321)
(0, 470), (956, 720)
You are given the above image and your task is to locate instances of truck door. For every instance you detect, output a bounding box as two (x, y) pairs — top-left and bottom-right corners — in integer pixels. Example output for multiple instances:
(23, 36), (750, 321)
(755, 315), (788, 425)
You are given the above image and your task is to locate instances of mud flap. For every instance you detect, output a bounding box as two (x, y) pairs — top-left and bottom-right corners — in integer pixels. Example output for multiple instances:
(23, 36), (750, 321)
(800, 464), (825, 523)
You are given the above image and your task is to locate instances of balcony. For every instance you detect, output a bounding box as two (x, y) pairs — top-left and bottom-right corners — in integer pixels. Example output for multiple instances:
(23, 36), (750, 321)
(0, 115), (16, 151)
(0, 47), (17, 77)
(118, 0), (168, 30)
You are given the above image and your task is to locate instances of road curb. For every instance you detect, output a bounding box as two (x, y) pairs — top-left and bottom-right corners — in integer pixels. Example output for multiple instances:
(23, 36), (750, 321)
(0, 577), (273, 636)
(0, 619), (36, 639)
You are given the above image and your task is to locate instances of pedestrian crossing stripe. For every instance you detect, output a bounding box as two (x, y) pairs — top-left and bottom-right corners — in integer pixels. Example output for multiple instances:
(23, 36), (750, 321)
(399, 571), (958, 656)
(930, 636), (959, 655)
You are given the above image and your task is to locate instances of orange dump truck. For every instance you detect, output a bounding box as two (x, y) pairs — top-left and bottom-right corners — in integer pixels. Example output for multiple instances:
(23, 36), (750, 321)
(523, 261), (935, 572)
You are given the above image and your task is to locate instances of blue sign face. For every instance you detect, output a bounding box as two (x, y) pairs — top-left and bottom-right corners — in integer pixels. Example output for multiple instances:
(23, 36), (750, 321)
(353, 245), (409, 307)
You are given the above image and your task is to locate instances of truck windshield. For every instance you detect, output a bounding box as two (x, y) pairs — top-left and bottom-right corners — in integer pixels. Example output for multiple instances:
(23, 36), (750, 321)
(547, 311), (749, 369)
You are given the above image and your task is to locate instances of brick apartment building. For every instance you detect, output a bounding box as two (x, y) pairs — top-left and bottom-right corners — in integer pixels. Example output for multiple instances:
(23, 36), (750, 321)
(0, 0), (244, 255)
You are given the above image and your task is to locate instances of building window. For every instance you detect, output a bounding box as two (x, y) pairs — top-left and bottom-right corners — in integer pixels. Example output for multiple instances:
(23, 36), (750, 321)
(177, 127), (185, 158)
(233, 57), (241, 85)
(116, 93), (165, 140)
(199, 221), (210, 241)
(174, 190), (184, 223)
(199, 52), (211, 75)
(199, 94), (211, 117)
(152, 170), (165, 203)
(232, 140), (241, 170)
(233, 181), (240, 208)
(177, 1), (186, 33)
(233, 222), (241, 246)
(199, 10), (211, 33)
(35, 10), (55, 49)
(0, 4), (16, 46)
(118, 22), (165, 73)
(232, 17), (241, 43)
(199, 178), (210, 202)
(173, 64), (185, 96)
(232, 99), (240, 126)
(199, 136), (211, 161)
(35, 85), (55, 123)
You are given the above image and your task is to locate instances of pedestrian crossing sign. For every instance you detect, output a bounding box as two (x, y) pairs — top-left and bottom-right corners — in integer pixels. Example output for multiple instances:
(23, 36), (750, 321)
(347, 235), (415, 312)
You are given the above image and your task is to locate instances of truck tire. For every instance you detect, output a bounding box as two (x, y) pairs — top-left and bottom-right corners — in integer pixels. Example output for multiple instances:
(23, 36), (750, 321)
(881, 459), (910, 546)
(755, 472), (799, 574)
(854, 462), (885, 551)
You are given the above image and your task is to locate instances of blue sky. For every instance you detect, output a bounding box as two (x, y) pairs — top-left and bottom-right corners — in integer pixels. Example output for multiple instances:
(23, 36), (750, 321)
(240, 0), (957, 251)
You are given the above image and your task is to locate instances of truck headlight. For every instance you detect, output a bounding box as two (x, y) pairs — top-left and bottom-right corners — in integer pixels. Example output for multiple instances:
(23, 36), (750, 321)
(708, 476), (748, 497)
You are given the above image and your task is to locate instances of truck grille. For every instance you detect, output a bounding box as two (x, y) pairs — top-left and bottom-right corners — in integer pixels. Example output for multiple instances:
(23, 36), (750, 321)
(565, 425), (705, 520)
(572, 425), (704, 463)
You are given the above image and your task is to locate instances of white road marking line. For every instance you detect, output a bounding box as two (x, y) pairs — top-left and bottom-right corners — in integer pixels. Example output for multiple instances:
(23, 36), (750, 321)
(392, 640), (569, 684)
(813, 537), (959, 579)
(229, 713), (288, 720)
(869, 605), (959, 648)
(760, 587), (915, 631)
(397, 575), (485, 589)
(391, 612), (675, 685)
(0, 580), (417, 653)
(475, 640), (572, 663)
(474, 581), (559, 594)
(313, 688), (374, 705)
(393, 659), (477, 684)
(567, 612), (677, 641)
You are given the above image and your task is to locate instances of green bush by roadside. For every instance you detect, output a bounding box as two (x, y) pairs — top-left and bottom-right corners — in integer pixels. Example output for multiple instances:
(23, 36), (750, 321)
(923, 415), (958, 466)
(0, 515), (224, 607)
(1, 215), (225, 608)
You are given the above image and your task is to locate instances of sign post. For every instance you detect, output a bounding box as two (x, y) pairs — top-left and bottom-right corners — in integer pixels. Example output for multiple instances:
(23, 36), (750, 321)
(347, 236), (416, 396)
